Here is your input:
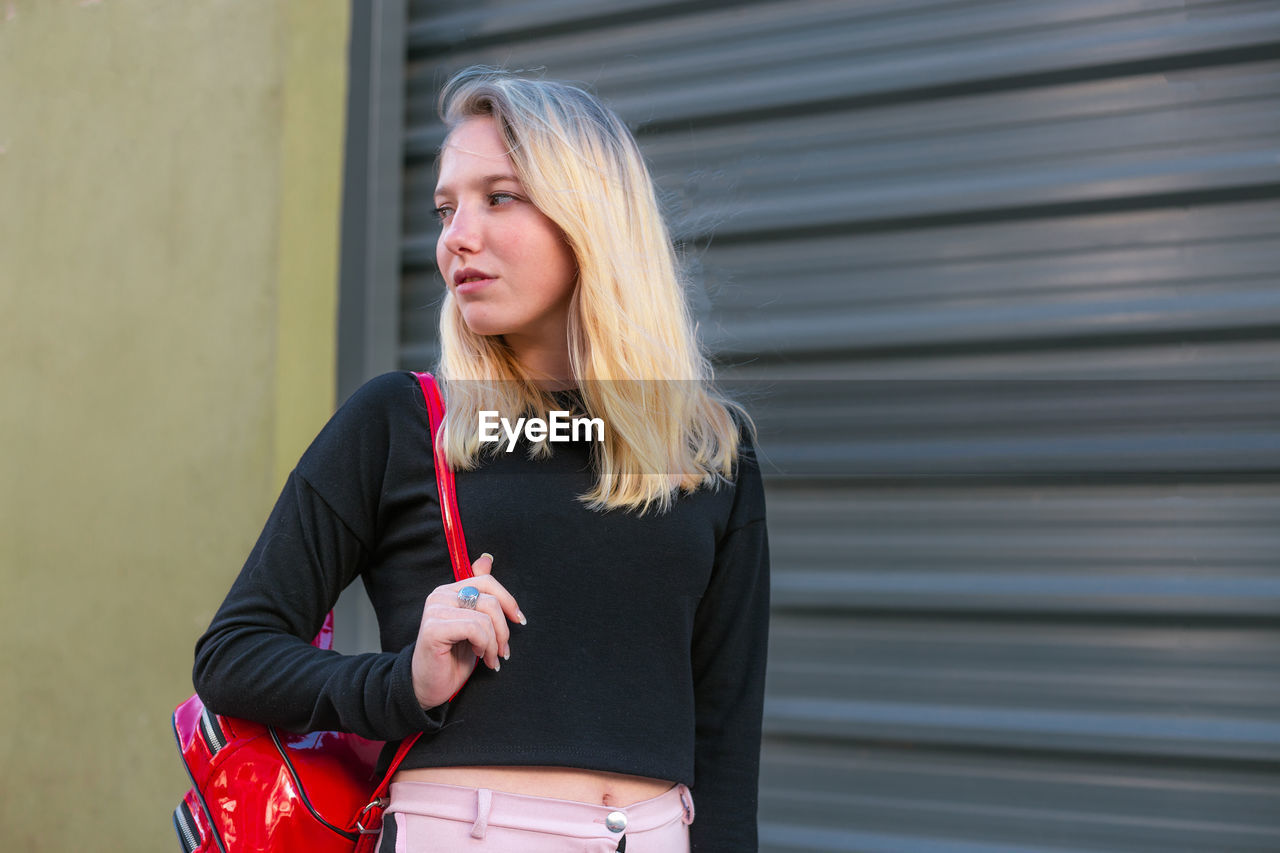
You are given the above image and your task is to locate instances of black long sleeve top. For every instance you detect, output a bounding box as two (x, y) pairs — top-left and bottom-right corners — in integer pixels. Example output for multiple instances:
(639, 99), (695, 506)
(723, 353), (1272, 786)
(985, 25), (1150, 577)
(192, 370), (770, 851)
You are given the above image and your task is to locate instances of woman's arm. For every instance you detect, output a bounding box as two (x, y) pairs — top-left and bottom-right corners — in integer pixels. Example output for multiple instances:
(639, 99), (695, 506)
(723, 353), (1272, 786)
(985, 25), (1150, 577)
(192, 471), (443, 740)
(688, 438), (771, 852)
(191, 373), (445, 741)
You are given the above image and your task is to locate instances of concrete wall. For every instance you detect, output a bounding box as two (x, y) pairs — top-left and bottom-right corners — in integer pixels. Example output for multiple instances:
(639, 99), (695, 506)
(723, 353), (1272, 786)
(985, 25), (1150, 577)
(0, 2), (349, 849)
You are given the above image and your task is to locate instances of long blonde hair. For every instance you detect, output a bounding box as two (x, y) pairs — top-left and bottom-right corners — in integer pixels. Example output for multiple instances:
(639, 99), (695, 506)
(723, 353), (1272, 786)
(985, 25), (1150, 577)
(434, 67), (747, 514)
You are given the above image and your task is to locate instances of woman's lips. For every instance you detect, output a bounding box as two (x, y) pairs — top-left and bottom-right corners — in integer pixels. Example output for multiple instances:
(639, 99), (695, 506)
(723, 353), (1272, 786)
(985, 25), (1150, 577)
(455, 275), (494, 295)
(454, 268), (495, 294)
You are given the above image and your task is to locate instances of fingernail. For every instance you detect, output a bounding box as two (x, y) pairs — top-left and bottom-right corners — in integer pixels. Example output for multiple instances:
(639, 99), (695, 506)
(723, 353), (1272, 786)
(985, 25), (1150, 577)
(481, 552), (494, 562)
(517, 611), (527, 626)
(493, 659), (501, 672)
(503, 645), (511, 660)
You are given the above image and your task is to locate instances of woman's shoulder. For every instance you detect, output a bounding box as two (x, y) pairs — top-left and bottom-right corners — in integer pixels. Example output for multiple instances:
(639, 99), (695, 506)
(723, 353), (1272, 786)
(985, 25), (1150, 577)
(322, 371), (434, 436)
(344, 370), (430, 412)
(297, 372), (432, 474)
(722, 402), (766, 525)
(718, 399), (759, 466)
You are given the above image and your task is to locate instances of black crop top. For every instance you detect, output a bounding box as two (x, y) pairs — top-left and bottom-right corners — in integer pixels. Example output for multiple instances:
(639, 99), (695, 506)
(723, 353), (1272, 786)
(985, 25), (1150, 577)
(192, 371), (770, 851)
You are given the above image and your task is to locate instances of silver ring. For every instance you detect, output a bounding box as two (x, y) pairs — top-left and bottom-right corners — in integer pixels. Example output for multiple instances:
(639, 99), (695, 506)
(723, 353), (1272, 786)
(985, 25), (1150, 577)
(456, 585), (480, 610)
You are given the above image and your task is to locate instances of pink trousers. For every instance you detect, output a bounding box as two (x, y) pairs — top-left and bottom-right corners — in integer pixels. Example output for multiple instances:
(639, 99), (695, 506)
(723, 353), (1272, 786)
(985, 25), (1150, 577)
(376, 779), (695, 852)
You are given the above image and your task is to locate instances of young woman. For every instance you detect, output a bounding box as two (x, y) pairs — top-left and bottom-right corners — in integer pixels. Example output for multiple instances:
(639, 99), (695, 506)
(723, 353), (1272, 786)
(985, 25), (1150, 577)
(193, 67), (770, 852)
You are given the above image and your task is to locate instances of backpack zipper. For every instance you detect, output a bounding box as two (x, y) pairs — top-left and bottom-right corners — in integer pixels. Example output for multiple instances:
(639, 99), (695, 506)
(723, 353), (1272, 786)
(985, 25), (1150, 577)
(173, 799), (201, 853)
(199, 707), (227, 755)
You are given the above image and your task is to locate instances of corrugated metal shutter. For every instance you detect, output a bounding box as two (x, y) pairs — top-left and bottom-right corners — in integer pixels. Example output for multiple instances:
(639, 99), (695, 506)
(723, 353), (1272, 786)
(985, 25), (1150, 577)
(379, 1), (1280, 849)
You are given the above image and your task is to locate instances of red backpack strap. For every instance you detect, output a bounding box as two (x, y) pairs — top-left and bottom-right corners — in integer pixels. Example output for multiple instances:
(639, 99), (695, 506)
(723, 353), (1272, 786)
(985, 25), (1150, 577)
(359, 372), (474, 822)
(414, 372), (473, 584)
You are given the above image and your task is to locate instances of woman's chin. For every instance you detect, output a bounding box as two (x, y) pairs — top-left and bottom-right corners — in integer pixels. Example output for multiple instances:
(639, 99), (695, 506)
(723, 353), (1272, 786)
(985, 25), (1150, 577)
(459, 311), (509, 339)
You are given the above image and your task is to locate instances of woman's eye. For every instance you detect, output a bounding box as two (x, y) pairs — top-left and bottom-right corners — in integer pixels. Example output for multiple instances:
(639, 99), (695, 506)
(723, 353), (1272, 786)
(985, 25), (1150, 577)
(489, 192), (517, 206)
(433, 205), (453, 222)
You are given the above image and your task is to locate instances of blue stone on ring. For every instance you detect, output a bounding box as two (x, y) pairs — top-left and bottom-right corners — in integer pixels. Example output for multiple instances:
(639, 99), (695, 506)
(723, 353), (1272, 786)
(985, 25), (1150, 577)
(456, 586), (480, 610)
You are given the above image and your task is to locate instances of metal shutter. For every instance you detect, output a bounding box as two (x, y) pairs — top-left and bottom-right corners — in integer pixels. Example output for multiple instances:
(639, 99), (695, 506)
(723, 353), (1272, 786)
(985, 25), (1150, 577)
(347, 1), (1280, 849)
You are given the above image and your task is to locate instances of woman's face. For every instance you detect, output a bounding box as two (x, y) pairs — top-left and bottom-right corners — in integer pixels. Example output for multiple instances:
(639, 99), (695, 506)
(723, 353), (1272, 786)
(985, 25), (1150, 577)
(434, 117), (578, 352)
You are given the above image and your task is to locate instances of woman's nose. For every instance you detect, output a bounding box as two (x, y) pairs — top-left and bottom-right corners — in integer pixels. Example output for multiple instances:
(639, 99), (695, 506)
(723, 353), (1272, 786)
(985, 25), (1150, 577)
(442, 206), (481, 255)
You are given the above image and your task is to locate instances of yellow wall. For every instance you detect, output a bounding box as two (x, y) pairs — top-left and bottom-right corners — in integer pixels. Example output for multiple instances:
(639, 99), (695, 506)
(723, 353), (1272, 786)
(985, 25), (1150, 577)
(0, 2), (349, 849)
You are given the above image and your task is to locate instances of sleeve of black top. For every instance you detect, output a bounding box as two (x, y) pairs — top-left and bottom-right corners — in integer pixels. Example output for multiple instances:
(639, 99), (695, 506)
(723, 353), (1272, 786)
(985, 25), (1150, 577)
(192, 372), (447, 741)
(689, 435), (770, 852)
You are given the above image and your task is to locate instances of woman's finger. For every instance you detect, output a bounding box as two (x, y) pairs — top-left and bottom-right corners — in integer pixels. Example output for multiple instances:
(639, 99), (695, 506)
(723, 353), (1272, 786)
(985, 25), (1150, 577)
(423, 605), (500, 670)
(427, 576), (516, 621)
(438, 554), (527, 627)
(471, 552), (495, 576)
(449, 591), (511, 660)
(475, 553), (527, 626)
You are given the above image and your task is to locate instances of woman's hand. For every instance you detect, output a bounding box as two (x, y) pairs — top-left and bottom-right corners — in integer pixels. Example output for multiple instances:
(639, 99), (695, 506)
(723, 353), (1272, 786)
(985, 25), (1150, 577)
(411, 553), (525, 710)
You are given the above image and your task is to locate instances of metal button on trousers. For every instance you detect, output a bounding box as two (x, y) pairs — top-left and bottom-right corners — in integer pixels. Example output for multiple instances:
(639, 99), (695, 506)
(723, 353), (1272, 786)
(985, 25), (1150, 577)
(606, 810), (627, 851)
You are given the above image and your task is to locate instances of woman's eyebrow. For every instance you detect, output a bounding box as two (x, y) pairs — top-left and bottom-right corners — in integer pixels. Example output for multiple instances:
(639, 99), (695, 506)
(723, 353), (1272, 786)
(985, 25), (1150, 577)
(434, 174), (521, 198)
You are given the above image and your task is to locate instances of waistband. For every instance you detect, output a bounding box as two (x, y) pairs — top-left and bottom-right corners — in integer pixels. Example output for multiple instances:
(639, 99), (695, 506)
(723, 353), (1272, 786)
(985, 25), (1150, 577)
(385, 779), (695, 838)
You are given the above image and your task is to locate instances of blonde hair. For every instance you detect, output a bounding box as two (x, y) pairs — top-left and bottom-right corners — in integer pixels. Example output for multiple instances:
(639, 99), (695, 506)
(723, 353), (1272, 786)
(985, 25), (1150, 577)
(434, 66), (748, 514)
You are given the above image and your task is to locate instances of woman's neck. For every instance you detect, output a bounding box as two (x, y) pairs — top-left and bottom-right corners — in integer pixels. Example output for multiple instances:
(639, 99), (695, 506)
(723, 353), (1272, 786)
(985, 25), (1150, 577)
(504, 335), (575, 390)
